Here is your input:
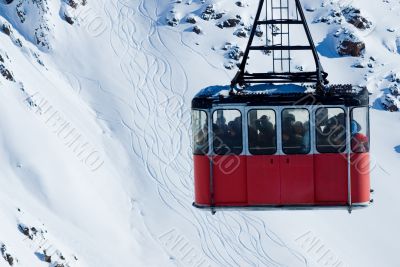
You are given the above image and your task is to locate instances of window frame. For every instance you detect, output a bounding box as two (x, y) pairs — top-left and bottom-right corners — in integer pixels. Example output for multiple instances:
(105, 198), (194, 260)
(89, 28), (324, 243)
(192, 109), (209, 155)
(247, 108), (277, 155)
(350, 106), (370, 153)
(315, 107), (347, 154)
(212, 108), (243, 155)
(281, 108), (311, 155)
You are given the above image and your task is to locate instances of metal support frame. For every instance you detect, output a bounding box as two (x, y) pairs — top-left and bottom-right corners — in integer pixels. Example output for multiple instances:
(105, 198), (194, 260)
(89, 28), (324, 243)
(207, 110), (216, 215)
(346, 107), (353, 213)
(231, 0), (328, 88)
(209, 157), (216, 215)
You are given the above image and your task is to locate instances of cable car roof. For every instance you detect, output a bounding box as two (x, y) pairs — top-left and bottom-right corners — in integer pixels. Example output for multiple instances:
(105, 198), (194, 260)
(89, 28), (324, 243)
(192, 84), (369, 109)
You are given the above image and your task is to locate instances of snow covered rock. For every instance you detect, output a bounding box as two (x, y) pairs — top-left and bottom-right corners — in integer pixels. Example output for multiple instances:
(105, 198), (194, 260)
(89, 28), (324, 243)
(224, 61), (235, 69)
(224, 43), (244, 61)
(0, 51), (15, 81)
(255, 25), (263, 37)
(234, 28), (247, 38)
(314, 8), (342, 24)
(201, 4), (223, 21)
(167, 11), (180, 27)
(314, 4), (372, 31)
(396, 37), (400, 54)
(0, 244), (15, 266)
(382, 93), (400, 112)
(337, 31), (365, 57)
(186, 14), (197, 24)
(389, 83), (399, 96)
(1, 0), (54, 51)
(342, 7), (372, 30)
(193, 25), (202, 34)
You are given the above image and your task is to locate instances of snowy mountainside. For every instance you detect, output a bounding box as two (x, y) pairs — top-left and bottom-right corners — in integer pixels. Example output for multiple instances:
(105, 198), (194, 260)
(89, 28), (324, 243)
(0, 0), (399, 266)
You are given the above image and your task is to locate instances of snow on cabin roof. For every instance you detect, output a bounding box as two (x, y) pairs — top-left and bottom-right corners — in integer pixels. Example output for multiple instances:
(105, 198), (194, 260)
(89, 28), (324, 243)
(195, 84), (312, 98)
(192, 84), (369, 108)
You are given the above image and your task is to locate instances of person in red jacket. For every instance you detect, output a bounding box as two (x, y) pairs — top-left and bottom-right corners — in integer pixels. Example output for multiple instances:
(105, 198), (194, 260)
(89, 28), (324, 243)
(351, 121), (369, 153)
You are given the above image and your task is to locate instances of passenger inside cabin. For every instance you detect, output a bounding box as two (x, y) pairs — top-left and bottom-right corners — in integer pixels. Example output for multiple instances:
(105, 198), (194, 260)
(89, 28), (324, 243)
(213, 123), (224, 150)
(213, 113), (243, 154)
(351, 120), (369, 152)
(215, 116), (228, 136)
(226, 117), (242, 149)
(282, 112), (295, 145)
(255, 115), (275, 148)
(248, 124), (258, 148)
(282, 110), (310, 154)
(324, 113), (346, 150)
(194, 123), (209, 154)
(316, 108), (329, 147)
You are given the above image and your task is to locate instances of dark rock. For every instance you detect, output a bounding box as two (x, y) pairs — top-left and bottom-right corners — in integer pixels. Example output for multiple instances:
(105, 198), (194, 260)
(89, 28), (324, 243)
(235, 28), (247, 38)
(227, 45), (244, 60)
(342, 7), (372, 30)
(5, 254), (14, 266)
(255, 25), (263, 37)
(64, 13), (74, 25)
(201, 5), (224, 21)
(67, 0), (78, 9)
(186, 15), (196, 24)
(389, 84), (399, 96)
(1, 24), (11, 36)
(338, 40), (365, 57)
(222, 18), (240, 28)
(167, 16), (179, 27)
(1, 244), (14, 266)
(1, 66), (15, 81)
(235, 1), (244, 7)
(44, 255), (51, 263)
(30, 227), (38, 235)
(389, 72), (400, 83)
(353, 62), (365, 68)
(193, 26), (201, 34)
(224, 61), (235, 69)
(16, 2), (26, 23)
(43, 250), (51, 263)
(382, 94), (399, 112)
(18, 224), (33, 239)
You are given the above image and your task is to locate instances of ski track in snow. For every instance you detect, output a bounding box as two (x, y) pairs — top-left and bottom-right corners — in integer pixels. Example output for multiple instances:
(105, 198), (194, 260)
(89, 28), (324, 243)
(66, 0), (312, 266)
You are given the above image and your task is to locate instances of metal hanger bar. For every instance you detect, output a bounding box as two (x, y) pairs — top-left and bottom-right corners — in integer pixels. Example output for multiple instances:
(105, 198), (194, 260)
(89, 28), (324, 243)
(257, 20), (302, 24)
(250, 45), (311, 50)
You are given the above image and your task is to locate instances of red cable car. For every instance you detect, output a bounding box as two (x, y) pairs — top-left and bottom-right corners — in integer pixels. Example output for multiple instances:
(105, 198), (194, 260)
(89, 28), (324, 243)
(192, 0), (371, 213)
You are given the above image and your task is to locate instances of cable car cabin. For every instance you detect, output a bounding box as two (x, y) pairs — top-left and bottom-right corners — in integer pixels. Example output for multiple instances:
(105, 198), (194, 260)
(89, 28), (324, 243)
(192, 85), (371, 211)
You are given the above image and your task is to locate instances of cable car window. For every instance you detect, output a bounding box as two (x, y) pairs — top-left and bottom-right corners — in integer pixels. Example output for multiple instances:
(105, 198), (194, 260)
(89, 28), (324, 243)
(282, 109), (310, 154)
(213, 109), (243, 155)
(351, 107), (370, 153)
(192, 110), (209, 155)
(248, 109), (277, 155)
(316, 108), (346, 153)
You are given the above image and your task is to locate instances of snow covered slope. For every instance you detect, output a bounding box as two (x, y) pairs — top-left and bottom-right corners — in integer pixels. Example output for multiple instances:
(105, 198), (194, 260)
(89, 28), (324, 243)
(0, 0), (399, 266)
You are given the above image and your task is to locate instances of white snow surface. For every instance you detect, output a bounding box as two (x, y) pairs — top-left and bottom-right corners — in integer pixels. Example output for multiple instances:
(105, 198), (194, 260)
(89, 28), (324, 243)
(0, 0), (399, 266)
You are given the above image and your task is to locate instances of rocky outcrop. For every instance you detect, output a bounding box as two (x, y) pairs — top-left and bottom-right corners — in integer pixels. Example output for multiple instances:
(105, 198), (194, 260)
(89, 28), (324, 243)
(337, 31), (365, 57)
(338, 39), (365, 56)
(342, 7), (372, 30)
(380, 72), (400, 112)
(201, 4), (224, 21)
(0, 51), (15, 81)
(1, 244), (15, 266)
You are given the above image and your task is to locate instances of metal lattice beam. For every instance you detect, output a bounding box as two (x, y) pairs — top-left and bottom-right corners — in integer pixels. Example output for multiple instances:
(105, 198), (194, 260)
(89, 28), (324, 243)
(231, 0), (328, 88)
